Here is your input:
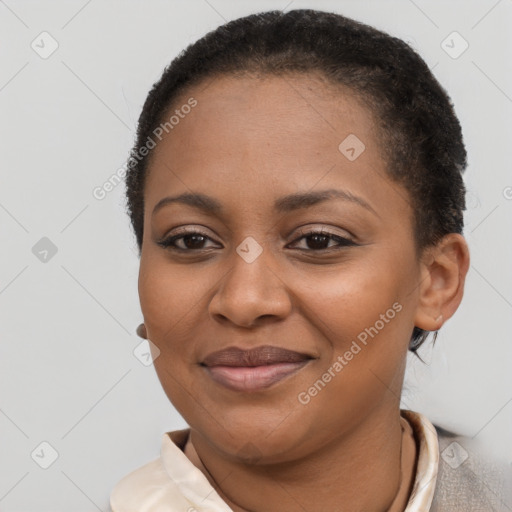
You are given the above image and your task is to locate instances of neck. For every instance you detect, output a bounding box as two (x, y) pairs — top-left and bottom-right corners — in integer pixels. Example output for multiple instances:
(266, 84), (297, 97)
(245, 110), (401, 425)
(185, 407), (417, 512)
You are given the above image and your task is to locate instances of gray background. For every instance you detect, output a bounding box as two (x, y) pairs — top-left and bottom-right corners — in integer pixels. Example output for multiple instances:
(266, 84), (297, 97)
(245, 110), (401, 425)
(1, 0), (511, 510)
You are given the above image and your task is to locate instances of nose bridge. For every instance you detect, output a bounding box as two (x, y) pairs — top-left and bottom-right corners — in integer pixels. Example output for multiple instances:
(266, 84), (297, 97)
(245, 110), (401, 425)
(209, 233), (292, 326)
(229, 233), (279, 296)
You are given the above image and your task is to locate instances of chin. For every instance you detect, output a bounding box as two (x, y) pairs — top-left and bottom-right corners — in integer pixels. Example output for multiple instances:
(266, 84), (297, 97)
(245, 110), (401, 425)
(193, 412), (314, 465)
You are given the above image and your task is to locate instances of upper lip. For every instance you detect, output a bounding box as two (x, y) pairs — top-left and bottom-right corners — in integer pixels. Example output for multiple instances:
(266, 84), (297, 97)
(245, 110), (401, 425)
(201, 345), (313, 367)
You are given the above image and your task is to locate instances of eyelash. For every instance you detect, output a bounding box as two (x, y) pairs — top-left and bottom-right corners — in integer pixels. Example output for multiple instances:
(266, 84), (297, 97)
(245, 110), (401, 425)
(156, 227), (357, 253)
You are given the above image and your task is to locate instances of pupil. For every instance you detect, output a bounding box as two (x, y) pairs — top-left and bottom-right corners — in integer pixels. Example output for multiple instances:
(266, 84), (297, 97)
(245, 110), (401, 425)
(185, 235), (205, 249)
(308, 234), (328, 249)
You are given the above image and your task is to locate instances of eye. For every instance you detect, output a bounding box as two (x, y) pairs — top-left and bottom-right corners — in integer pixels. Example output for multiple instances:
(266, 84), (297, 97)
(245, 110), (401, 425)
(156, 229), (220, 252)
(287, 228), (357, 252)
(156, 227), (358, 253)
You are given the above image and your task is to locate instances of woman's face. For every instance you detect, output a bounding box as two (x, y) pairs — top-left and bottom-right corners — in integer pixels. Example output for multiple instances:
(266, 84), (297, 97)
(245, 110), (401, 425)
(139, 74), (424, 462)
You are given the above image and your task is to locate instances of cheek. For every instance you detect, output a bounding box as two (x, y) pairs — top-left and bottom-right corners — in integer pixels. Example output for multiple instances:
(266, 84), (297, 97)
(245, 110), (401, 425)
(138, 254), (208, 414)
(294, 249), (417, 401)
(138, 252), (212, 346)
(297, 254), (414, 345)
(286, 271), (410, 440)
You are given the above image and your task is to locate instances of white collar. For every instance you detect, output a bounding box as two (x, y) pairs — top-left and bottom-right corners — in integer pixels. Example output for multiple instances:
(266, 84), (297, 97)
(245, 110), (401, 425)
(400, 409), (439, 511)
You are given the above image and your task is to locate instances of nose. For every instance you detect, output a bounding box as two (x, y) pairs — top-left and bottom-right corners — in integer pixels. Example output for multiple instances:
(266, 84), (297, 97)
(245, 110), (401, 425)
(208, 240), (293, 328)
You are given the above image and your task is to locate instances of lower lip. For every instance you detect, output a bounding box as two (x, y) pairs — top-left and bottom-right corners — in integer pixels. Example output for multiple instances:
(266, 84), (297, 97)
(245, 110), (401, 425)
(204, 361), (310, 392)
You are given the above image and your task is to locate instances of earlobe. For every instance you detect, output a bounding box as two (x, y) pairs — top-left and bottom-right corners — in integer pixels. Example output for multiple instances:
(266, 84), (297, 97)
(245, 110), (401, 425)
(136, 323), (148, 339)
(414, 233), (470, 332)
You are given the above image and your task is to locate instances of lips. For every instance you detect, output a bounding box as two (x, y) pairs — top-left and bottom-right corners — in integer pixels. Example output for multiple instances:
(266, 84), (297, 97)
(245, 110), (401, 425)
(201, 345), (313, 392)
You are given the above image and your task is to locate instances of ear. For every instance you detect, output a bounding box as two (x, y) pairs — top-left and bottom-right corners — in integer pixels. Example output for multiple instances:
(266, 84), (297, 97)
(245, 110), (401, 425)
(414, 233), (470, 331)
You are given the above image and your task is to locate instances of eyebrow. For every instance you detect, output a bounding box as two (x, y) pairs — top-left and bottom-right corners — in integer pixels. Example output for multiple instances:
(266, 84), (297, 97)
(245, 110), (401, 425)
(152, 189), (378, 217)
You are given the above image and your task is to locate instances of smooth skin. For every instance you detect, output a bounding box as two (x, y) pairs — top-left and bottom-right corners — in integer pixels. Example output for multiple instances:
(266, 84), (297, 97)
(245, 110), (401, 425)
(137, 73), (470, 511)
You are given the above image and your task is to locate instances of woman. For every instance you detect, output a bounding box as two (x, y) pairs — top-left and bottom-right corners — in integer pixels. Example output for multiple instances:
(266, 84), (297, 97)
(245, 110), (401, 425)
(110, 9), (510, 511)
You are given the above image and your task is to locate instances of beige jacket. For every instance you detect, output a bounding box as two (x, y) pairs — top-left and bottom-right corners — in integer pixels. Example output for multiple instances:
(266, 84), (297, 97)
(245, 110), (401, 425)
(110, 410), (511, 511)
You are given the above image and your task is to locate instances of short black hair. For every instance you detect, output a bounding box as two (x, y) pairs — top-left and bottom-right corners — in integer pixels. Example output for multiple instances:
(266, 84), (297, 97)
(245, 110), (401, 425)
(125, 9), (467, 353)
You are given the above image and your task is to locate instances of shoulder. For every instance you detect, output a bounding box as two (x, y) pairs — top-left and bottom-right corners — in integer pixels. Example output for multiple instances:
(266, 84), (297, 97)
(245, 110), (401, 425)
(430, 424), (512, 511)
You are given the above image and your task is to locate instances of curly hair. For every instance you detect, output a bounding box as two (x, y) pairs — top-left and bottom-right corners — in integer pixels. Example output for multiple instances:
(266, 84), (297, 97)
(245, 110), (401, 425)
(125, 9), (467, 354)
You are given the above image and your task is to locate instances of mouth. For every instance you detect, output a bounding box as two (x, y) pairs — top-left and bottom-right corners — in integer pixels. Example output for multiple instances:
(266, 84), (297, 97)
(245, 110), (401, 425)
(200, 345), (314, 392)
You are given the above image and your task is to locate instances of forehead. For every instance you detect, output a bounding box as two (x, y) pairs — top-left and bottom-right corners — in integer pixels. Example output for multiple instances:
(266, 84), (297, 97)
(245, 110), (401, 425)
(158, 73), (380, 159)
(143, 73), (410, 221)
